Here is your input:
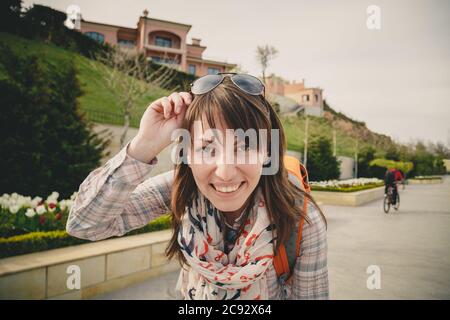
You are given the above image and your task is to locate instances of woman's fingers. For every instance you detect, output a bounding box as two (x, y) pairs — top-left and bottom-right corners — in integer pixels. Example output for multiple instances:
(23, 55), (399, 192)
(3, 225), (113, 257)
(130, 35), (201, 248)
(161, 97), (172, 119)
(152, 92), (192, 119)
(179, 92), (193, 107)
(169, 92), (184, 115)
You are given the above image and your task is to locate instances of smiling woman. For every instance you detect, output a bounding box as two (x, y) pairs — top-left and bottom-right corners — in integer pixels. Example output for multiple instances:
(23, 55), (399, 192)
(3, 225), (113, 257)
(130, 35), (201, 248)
(66, 75), (329, 300)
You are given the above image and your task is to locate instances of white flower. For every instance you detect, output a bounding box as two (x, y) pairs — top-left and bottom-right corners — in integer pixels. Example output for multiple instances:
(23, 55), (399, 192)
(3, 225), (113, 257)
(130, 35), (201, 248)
(46, 199), (58, 212)
(36, 205), (46, 215)
(9, 204), (20, 214)
(31, 196), (43, 208)
(16, 197), (28, 208)
(310, 177), (382, 188)
(59, 200), (73, 211)
(25, 208), (36, 218)
(47, 191), (59, 202)
(59, 200), (67, 211)
(65, 200), (74, 210)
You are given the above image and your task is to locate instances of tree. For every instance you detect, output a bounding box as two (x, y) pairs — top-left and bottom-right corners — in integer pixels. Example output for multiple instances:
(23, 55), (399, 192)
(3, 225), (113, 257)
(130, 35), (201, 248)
(307, 136), (341, 181)
(430, 141), (450, 158)
(0, 0), (23, 34)
(408, 141), (440, 176)
(385, 144), (400, 161)
(256, 45), (278, 85)
(229, 63), (248, 74)
(92, 47), (178, 148)
(0, 44), (109, 199)
(358, 146), (376, 177)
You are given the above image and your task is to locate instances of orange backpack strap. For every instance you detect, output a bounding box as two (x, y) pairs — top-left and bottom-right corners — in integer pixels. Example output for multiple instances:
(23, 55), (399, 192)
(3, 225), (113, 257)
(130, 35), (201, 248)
(273, 155), (309, 282)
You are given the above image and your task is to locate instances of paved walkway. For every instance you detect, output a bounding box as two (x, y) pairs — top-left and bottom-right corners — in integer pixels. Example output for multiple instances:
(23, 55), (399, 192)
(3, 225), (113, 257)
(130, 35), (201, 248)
(93, 177), (450, 299)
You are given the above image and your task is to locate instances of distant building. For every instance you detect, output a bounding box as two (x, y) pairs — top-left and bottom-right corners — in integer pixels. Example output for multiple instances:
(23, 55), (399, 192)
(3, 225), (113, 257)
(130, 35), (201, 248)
(266, 75), (324, 117)
(79, 9), (236, 76)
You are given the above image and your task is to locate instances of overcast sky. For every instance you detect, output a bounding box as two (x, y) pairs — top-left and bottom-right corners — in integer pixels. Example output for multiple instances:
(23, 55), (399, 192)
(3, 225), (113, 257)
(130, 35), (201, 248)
(23, 0), (450, 146)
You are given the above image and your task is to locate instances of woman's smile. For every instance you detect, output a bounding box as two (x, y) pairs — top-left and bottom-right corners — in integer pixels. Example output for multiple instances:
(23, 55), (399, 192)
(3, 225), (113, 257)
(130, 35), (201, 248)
(210, 181), (246, 196)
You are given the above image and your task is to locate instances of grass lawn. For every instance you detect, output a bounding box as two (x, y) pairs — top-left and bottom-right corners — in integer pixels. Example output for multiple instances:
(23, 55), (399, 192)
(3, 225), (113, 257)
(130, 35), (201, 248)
(282, 115), (377, 158)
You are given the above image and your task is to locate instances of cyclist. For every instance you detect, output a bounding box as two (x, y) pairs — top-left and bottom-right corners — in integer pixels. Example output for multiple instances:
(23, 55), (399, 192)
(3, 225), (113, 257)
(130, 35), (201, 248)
(384, 168), (404, 205)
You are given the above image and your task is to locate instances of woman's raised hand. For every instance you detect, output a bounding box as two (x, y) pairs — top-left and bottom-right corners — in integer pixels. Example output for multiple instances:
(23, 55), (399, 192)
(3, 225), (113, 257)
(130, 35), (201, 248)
(128, 92), (192, 163)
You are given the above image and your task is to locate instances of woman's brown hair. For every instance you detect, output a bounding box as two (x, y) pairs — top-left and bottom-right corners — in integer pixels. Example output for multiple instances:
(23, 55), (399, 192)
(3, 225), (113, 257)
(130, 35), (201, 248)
(166, 77), (326, 266)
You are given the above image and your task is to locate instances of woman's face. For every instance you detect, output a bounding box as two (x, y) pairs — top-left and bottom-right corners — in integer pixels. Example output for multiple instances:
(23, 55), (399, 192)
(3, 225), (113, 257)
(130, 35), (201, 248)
(188, 114), (266, 216)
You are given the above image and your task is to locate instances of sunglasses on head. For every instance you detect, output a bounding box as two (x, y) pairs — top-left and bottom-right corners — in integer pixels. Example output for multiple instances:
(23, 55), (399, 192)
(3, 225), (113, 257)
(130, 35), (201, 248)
(190, 72), (265, 97)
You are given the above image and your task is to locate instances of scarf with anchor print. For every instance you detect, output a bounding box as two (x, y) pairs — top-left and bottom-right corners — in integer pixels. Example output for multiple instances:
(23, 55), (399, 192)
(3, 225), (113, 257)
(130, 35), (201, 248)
(175, 187), (276, 300)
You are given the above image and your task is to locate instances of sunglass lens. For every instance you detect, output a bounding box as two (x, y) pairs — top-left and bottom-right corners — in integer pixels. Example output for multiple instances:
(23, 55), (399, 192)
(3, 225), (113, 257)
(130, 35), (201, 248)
(231, 74), (264, 95)
(191, 75), (223, 95)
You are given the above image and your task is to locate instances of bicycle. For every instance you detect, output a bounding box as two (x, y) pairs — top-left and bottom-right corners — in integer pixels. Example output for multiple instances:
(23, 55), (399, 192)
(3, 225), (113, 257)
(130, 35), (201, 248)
(383, 182), (400, 213)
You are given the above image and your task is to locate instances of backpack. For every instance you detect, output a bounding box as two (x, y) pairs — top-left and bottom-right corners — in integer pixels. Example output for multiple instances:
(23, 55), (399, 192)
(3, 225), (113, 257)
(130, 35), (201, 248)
(385, 169), (395, 184)
(273, 155), (311, 286)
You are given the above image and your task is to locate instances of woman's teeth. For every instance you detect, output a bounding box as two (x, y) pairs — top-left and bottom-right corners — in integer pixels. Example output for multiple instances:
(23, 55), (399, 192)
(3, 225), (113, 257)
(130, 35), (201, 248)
(213, 183), (242, 193)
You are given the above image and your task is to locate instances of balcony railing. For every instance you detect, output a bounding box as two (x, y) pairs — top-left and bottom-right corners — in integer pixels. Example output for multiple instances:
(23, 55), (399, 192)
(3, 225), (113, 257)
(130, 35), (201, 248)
(145, 44), (183, 55)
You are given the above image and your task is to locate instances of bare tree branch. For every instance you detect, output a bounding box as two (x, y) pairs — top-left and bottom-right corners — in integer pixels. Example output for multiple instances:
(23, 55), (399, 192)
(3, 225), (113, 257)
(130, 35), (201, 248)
(256, 45), (278, 85)
(90, 46), (178, 148)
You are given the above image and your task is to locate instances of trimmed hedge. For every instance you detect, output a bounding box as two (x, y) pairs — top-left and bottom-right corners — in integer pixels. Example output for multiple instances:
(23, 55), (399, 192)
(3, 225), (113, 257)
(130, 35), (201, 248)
(411, 176), (442, 180)
(0, 214), (171, 259)
(311, 183), (384, 193)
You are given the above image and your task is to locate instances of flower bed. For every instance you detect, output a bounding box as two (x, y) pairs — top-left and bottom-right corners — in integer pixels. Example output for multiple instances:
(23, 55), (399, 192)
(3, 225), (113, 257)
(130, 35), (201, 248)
(310, 178), (384, 193)
(411, 175), (442, 180)
(0, 192), (171, 259)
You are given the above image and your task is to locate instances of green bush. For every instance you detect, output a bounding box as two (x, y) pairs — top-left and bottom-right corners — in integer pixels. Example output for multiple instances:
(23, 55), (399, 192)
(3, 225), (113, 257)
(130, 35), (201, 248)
(0, 214), (172, 259)
(0, 44), (109, 200)
(0, 199), (73, 238)
(307, 136), (340, 181)
(369, 159), (414, 180)
(408, 142), (446, 176)
(411, 176), (442, 180)
(0, 1), (111, 59)
(357, 146), (376, 177)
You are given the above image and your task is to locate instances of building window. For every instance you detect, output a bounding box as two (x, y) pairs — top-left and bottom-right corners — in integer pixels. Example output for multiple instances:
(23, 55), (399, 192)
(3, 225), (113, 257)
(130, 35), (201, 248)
(118, 39), (136, 47)
(85, 32), (105, 43)
(314, 94), (319, 102)
(302, 94), (310, 102)
(188, 64), (196, 75)
(207, 67), (220, 75)
(151, 56), (177, 65)
(151, 56), (163, 63)
(155, 36), (172, 48)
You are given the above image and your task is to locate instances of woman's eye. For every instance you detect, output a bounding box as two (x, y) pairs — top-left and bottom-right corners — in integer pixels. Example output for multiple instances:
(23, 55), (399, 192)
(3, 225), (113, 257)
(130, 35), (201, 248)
(196, 143), (252, 155)
(201, 145), (215, 155)
(237, 144), (249, 152)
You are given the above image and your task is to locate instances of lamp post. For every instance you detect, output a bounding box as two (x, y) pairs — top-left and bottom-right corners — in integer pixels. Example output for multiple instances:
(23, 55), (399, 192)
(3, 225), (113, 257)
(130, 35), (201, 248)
(304, 115), (309, 168)
(354, 139), (359, 178)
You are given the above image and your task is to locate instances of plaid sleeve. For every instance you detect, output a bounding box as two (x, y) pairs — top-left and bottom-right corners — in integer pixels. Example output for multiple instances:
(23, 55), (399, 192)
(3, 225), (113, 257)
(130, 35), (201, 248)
(66, 141), (174, 241)
(291, 200), (329, 300)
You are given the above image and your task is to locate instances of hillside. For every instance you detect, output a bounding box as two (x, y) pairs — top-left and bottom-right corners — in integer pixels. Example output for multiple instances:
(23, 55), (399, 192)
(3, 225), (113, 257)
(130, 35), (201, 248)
(0, 32), (170, 126)
(1, 32), (396, 158)
(282, 101), (395, 158)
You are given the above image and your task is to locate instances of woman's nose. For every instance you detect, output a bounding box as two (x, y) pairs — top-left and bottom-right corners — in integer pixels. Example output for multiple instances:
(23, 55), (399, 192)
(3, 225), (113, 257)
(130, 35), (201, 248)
(214, 162), (237, 181)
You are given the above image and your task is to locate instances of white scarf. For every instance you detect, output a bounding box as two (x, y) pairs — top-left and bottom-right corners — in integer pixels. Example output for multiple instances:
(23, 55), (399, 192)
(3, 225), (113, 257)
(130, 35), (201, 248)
(175, 187), (275, 300)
